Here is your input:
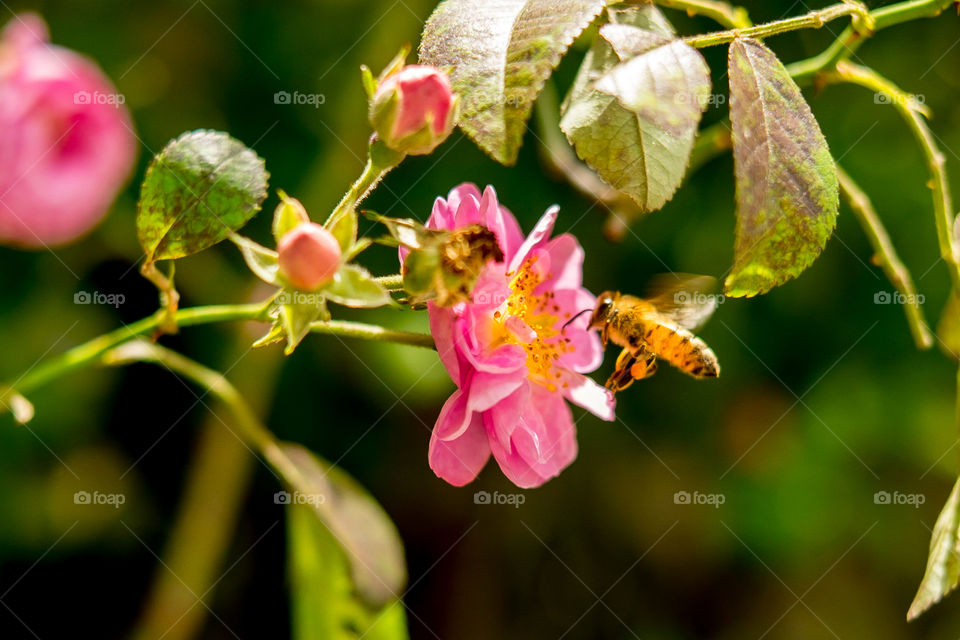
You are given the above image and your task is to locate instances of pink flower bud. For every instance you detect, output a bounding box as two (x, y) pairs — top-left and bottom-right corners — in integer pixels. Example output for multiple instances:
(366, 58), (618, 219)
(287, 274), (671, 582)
(370, 65), (456, 156)
(0, 13), (136, 248)
(278, 222), (342, 290)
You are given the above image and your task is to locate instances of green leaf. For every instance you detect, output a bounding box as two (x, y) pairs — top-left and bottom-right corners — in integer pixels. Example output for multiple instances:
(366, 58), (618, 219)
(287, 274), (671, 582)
(137, 130), (269, 262)
(909, 476), (960, 620)
(420, 0), (606, 165)
(281, 443), (408, 610)
(560, 6), (707, 212)
(277, 290), (329, 355)
(230, 234), (279, 284)
(322, 265), (392, 308)
(326, 208), (357, 254)
(366, 212), (444, 250)
(724, 38), (838, 298)
(273, 190), (310, 244)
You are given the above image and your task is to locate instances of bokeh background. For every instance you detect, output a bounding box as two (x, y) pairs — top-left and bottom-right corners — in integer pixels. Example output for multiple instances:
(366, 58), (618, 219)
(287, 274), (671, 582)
(1, 0), (960, 638)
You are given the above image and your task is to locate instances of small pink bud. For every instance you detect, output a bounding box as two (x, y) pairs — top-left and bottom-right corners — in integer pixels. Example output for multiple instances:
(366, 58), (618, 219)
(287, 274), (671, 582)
(370, 65), (457, 156)
(278, 223), (342, 290)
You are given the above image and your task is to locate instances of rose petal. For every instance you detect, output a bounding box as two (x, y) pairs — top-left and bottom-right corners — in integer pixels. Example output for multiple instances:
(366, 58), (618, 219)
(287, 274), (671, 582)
(429, 412), (491, 486)
(561, 370), (616, 421)
(428, 303), (464, 385)
(509, 205), (559, 273)
(479, 185), (524, 261)
(468, 368), (526, 413)
(434, 387), (472, 441)
(536, 234), (584, 292)
(444, 183), (482, 224)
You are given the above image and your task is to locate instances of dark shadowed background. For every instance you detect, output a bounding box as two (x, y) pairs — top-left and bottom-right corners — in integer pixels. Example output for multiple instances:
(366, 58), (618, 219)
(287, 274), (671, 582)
(2, 0), (960, 638)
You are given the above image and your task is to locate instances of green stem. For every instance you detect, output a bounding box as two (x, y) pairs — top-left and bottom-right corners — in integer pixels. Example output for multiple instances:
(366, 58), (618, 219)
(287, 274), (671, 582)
(838, 165), (933, 349)
(326, 140), (405, 227)
(829, 61), (960, 291)
(373, 274), (405, 290)
(653, 0), (752, 29)
(684, 2), (869, 48)
(786, 0), (956, 83)
(8, 303), (433, 403)
(310, 319), (435, 349)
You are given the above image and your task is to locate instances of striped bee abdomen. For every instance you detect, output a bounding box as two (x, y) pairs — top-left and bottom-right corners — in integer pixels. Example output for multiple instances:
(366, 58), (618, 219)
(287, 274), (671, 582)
(642, 323), (719, 379)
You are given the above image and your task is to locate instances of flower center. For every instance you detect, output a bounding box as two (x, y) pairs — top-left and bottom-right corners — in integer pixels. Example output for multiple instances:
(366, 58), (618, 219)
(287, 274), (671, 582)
(494, 255), (575, 391)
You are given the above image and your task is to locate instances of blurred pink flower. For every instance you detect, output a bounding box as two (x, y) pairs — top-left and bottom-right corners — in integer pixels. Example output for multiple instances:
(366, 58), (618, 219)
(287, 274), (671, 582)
(278, 222), (342, 290)
(0, 13), (136, 248)
(413, 184), (615, 488)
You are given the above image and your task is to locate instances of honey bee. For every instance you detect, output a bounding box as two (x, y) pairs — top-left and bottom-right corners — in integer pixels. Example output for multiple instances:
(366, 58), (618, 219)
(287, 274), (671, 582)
(585, 274), (721, 392)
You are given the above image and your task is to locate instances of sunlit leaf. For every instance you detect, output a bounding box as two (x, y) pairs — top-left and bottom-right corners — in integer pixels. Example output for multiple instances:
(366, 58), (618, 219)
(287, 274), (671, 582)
(420, 0), (606, 165)
(281, 443), (408, 610)
(230, 234), (279, 284)
(909, 476), (960, 620)
(273, 190), (310, 244)
(288, 503), (408, 640)
(137, 130), (268, 262)
(560, 6), (707, 212)
(323, 265), (392, 308)
(277, 290), (329, 355)
(725, 38), (838, 298)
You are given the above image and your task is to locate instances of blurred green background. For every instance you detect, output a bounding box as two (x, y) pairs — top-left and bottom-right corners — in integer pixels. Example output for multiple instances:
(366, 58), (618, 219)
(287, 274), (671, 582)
(1, 0), (960, 638)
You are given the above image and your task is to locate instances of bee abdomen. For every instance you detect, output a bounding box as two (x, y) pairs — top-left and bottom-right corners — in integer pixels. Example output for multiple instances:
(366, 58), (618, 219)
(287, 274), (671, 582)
(646, 325), (720, 379)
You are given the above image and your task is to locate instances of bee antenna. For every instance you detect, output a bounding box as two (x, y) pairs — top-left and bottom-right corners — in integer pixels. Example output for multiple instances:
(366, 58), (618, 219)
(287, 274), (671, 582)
(562, 308), (593, 331)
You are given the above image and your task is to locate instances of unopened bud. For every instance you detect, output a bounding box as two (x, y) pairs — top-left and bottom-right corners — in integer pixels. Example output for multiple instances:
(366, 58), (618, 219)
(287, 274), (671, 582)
(278, 222), (342, 290)
(370, 65), (457, 156)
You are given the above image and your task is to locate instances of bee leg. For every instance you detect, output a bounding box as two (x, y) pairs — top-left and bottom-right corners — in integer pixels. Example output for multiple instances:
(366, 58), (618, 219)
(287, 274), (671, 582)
(600, 323), (610, 347)
(606, 348), (640, 392)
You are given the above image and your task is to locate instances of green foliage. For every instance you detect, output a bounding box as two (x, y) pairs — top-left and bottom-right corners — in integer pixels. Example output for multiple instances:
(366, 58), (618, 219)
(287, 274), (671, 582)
(725, 38), (838, 298)
(909, 477), (960, 620)
(561, 7), (709, 212)
(137, 130), (269, 263)
(323, 265), (393, 308)
(281, 444), (408, 611)
(420, 0), (606, 165)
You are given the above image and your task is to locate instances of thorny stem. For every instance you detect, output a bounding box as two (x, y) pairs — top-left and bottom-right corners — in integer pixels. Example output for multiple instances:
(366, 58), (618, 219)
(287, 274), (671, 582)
(837, 166), (934, 349)
(827, 61), (960, 292)
(683, 2), (870, 48)
(374, 273), (405, 290)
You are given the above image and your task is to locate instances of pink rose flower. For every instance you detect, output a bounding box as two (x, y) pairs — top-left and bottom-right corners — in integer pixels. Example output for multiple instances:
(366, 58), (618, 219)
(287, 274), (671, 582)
(413, 184), (615, 488)
(0, 13), (136, 247)
(370, 64), (456, 156)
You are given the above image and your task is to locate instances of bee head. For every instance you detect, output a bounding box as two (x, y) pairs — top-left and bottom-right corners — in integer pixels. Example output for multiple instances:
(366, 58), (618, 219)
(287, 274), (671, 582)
(590, 291), (619, 327)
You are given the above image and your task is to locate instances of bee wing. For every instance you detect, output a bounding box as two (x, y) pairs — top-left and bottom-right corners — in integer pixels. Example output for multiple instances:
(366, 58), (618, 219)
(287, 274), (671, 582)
(643, 273), (719, 331)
